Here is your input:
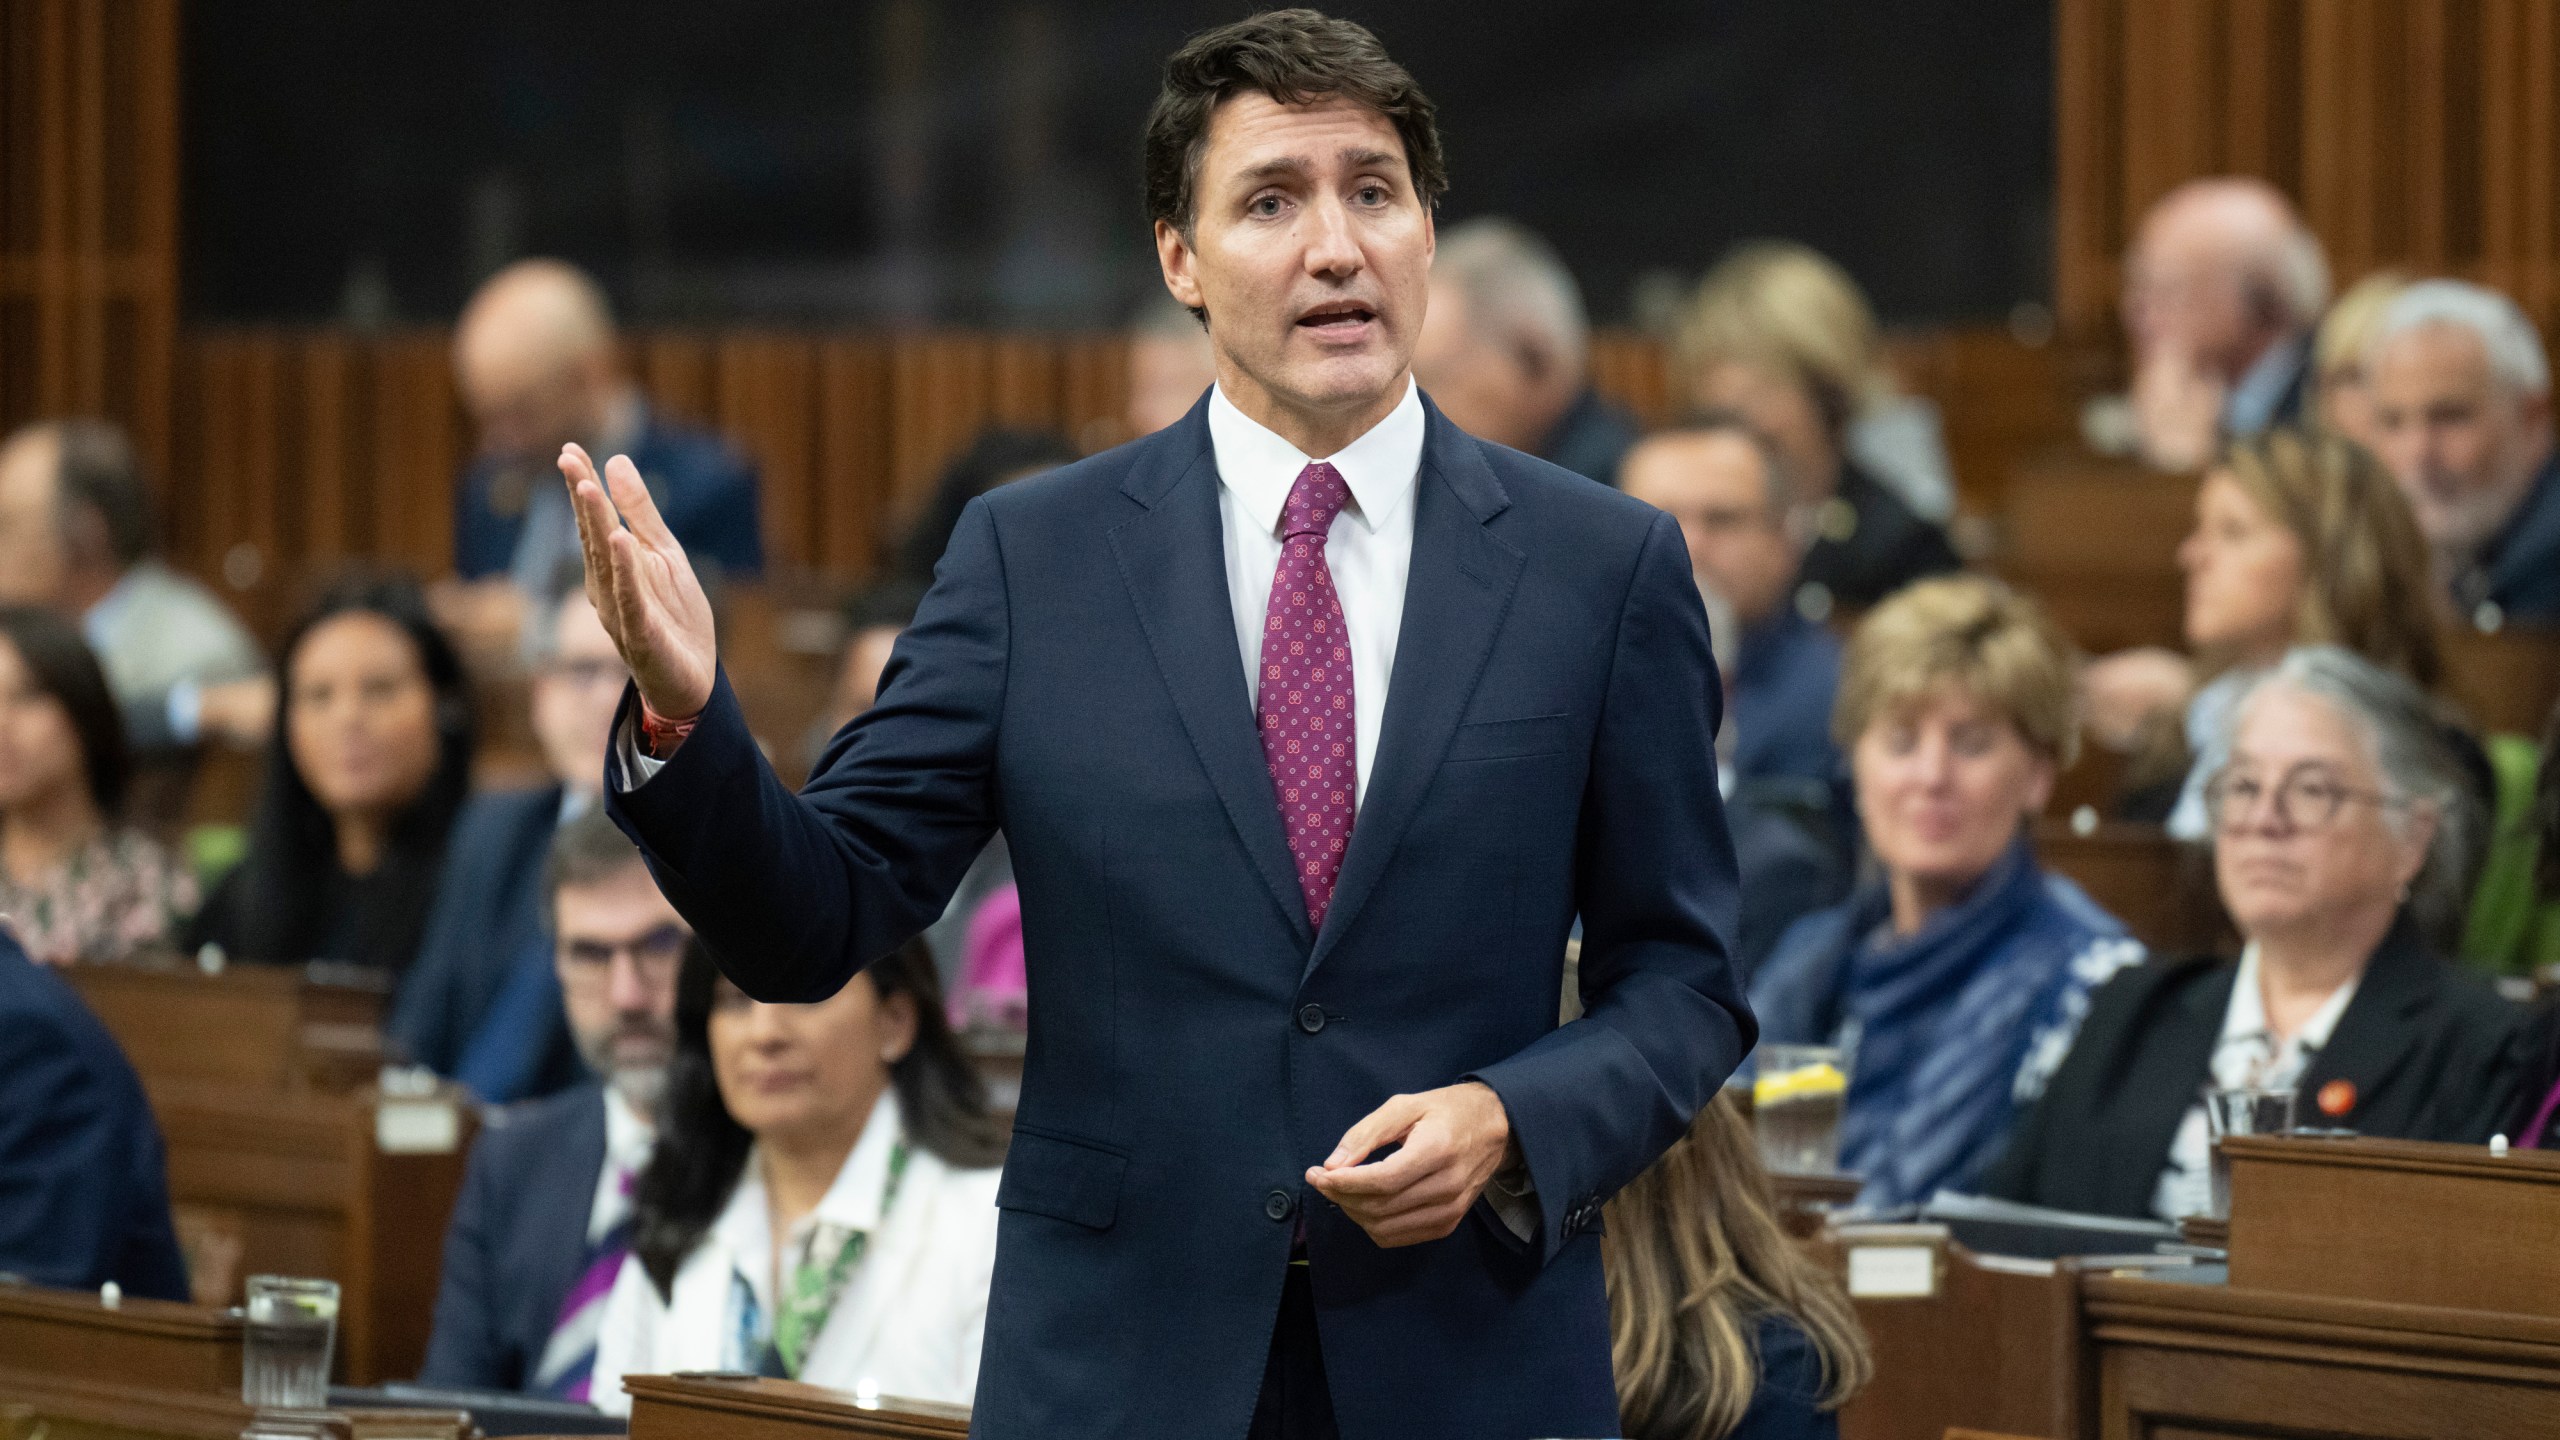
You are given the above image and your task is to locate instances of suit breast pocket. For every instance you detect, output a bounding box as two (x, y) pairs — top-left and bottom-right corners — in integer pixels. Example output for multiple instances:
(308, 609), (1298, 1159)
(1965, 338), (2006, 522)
(1444, 712), (1575, 764)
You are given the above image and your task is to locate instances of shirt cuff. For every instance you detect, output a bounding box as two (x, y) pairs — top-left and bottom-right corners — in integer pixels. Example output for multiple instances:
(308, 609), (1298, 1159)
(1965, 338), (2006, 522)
(167, 679), (204, 745)
(614, 712), (668, 789)
(1486, 1163), (1540, 1242)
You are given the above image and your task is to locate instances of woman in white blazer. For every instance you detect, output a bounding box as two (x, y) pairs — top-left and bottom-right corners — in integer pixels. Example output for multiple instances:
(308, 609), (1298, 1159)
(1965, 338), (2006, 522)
(589, 937), (1006, 1414)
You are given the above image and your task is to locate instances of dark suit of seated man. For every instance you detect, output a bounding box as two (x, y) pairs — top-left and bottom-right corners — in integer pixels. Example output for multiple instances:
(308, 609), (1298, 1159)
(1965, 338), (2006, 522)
(0, 927), (188, 1300)
(417, 809), (684, 1397)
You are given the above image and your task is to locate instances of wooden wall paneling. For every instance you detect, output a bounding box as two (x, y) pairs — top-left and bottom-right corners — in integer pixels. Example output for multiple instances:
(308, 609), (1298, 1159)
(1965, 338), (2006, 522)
(715, 332), (821, 572)
(888, 333), (993, 526)
(1060, 333), (1130, 454)
(369, 333), (461, 580)
(815, 336), (894, 577)
(1587, 331), (1671, 428)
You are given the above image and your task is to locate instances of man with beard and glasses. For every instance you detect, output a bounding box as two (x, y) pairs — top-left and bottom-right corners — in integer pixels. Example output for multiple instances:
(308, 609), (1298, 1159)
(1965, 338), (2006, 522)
(417, 807), (685, 1398)
(437, 260), (762, 661)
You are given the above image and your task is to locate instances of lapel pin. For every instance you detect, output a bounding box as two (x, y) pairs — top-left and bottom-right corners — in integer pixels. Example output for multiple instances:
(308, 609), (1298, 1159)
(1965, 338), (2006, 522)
(2317, 1079), (2356, 1118)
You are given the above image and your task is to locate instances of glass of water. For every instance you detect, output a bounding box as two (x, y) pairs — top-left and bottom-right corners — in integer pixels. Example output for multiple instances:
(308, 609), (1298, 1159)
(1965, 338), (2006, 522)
(2203, 1085), (2298, 1220)
(1752, 1043), (1853, 1175)
(241, 1274), (339, 1409)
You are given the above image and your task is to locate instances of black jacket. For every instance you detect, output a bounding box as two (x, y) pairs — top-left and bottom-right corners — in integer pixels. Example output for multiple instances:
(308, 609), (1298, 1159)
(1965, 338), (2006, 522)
(1793, 459), (1962, 615)
(1982, 916), (2530, 1219)
(417, 1083), (610, 1389)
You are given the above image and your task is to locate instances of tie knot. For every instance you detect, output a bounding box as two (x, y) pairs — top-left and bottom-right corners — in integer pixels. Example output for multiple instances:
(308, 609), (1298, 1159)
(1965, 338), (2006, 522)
(1281, 462), (1352, 540)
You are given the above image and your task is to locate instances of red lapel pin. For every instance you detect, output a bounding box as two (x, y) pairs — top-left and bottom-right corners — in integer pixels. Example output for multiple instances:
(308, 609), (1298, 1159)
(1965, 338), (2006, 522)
(2317, 1079), (2357, 1118)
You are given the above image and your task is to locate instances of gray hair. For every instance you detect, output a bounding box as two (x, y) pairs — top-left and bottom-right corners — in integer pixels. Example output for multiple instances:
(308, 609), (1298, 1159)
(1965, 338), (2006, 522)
(2226, 645), (2484, 948)
(1433, 217), (1590, 383)
(2367, 279), (2552, 398)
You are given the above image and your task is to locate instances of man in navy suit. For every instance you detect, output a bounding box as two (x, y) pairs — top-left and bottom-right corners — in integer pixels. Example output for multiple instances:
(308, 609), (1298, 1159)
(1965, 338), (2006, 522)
(0, 928), (188, 1301)
(417, 809), (683, 1397)
(569, 12), (1750, 1437)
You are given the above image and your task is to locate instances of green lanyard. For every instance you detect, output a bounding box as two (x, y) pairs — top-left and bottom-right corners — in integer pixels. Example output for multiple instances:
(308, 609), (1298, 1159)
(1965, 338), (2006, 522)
(771, 1137), (911, 1379)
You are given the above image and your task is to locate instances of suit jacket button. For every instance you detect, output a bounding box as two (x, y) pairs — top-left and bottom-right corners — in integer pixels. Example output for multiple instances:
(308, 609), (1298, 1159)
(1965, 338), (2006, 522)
(1296, 1003), (1326, 1034)
(1265, 1189), (1297, 1222)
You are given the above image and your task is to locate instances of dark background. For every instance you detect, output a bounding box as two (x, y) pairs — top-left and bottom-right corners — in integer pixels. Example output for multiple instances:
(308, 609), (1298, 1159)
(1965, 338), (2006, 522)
(184, 0), (2052, 330)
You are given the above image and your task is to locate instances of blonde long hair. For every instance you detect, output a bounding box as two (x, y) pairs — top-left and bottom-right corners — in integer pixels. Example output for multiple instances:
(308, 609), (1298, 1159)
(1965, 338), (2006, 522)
(1604, 1093), (1873, 1440)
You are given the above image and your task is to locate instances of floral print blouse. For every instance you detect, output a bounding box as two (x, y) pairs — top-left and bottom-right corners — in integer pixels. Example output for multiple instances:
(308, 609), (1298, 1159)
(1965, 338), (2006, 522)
(0, 829), (199, 966)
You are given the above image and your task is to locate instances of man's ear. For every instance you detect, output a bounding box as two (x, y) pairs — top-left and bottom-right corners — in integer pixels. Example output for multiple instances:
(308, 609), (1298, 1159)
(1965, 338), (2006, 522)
(1156, 219), (1205, 315)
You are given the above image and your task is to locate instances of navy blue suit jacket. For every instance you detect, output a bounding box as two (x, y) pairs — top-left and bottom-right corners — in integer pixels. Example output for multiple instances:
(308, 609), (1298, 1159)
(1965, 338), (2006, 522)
(417, 1082), (608, 1389)
(455, 408), (765, 581)
(606, 393), (1752, 1439)
(387, 787), (585, 1104)
(0, 930), (189, 1301)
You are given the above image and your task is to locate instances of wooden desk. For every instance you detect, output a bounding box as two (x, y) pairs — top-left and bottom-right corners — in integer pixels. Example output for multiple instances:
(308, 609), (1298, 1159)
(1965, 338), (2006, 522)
(66, 962), (389, 1095)
(151, 1081), (475, 1385)
(2084, 1272), (2560, 1439)
(1828, 1226), (2084, 1440)
(624, 1375), (966, 1440)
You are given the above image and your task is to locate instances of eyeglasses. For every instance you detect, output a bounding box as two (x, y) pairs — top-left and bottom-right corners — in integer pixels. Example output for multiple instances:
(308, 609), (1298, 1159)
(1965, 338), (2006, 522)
(2202, 766), (2405, 834)
(559, 924), (689, 983)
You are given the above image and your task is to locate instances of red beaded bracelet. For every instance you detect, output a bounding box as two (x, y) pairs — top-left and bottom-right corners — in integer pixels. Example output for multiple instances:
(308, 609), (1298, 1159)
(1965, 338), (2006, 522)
(638, 699), (700, 758)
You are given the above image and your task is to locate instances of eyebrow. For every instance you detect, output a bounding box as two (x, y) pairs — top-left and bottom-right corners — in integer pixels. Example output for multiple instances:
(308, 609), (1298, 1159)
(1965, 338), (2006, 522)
(1232, 148), (1404, 185)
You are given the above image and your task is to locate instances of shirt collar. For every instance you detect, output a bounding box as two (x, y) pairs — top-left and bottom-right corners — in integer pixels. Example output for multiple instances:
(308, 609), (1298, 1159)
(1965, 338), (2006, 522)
(1206, 376), (1425, 540)
(603, 1084), (656, 1175)
(2223, 941), (2360, 1052)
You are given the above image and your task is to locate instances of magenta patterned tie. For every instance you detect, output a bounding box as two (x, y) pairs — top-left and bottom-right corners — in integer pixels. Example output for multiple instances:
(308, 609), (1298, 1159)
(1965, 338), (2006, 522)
(1258, 462), (1358, 932)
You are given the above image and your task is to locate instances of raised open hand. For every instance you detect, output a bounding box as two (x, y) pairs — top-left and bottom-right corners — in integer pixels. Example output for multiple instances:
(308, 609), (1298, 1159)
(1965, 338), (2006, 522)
(561, 443), (718, 720)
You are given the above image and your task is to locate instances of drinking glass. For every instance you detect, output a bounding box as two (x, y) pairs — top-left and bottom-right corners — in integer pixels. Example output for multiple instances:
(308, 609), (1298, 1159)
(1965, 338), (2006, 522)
(2203, 1085), (2298, 1220)
(1752, 1043), (1852, 1175)
(241, 1275), (339, 1409)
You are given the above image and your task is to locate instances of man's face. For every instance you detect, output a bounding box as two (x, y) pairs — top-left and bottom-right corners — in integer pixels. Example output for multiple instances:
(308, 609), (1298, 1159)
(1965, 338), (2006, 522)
(2366, 323), (2553, 553)
(455, 338), (605, 466)
(552, 865), (686, 1100)
(2121, 214), (2256, 376)
(0, 432), (68, 608)
(529, 596), (629, 799)
(1621, 431), (1799, 631)
(1411, 280), (1539, 452)
(1156, 93), (1433, 429)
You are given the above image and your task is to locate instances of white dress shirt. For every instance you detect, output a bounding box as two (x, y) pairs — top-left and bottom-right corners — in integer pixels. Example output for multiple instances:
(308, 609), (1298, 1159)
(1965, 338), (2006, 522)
(2151, 942), (2360, 1220)
(587, 1091), (1002, 1414)
(1208, 378), (1424, 807)
(588, 1085), (657, 1245)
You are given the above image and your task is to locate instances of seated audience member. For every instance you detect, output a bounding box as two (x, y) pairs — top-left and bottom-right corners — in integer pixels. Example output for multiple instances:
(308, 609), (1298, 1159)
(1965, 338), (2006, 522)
(1985, 647), (2526, 1220)
(1605, 1092), (1872, 1440)
(2507, 705), (2560, 1145)
(0, 609), (195, 964)
(0, 925), (188, 1299)
(390, 588), (629, 1099)
(0, 419), (269, 761)
(189, 577), (472, 973)
(442, 260), (763, 654)
(419, 809), (685, 1397)
(2118, 179), (2328, 471)
(1124, 293), (1220, 438)
(2310, 270), (2409, 451)
(1676, 242), (1961, 617)
(1622, 414), (1853, 972)
(2363, 278), (2560, 630)
(889, 428), (1079, 592)
(1412, 217), (1640, 487)
(590, 938), (1005, 1412)
(1752, 577), (2144, 1209)
(2079, 428), (2443, 839)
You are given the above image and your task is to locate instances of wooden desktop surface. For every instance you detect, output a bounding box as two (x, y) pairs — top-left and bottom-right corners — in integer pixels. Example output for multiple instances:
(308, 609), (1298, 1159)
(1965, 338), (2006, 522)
(624, 1375), (966, 1440)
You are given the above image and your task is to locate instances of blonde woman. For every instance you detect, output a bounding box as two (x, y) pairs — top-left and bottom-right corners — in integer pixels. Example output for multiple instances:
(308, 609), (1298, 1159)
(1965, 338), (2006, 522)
(2310, 271), (2410, 449)
(1606, 1092), (1871, 1440)
(1676, 241), (1962, 615)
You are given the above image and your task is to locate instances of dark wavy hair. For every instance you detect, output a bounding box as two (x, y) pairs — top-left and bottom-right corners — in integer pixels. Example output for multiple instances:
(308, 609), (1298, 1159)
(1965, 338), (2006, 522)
(632, 936), (1006, 1298)
(229, 574), (472, 969)
(0, 606), (130, 819)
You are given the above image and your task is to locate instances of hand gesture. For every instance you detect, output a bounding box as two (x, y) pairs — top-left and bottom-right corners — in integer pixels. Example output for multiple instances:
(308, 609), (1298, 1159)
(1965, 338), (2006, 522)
(560, 443), (718, 720)
(1305, 1082), (1516, 1248)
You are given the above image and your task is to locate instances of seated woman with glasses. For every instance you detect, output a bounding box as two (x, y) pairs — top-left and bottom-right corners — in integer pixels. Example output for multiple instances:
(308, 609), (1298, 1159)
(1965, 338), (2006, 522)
(587, 936), (1005, 1413)
(1751, 576), (2145, 1211)
(1983, 646), (2530, 1221)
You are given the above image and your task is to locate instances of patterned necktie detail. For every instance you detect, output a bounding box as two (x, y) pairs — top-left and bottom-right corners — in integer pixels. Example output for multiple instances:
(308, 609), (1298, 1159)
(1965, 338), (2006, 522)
(1258, 461), (1358, 932)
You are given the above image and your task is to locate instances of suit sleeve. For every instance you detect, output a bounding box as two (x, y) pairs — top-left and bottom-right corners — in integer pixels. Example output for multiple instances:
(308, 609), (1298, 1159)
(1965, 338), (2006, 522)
(1467, 511), (1755, 1263)
(607, 496), (1007, 1002)
(417, 1135), (509, 1386)
(0, 1017), (167, 1295)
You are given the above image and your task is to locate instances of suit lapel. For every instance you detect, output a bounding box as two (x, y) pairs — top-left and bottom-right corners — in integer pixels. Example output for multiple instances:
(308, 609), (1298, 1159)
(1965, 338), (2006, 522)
(1308, 407), (1522, 977)
(518, 1088), (611, 1367)
(1108, 408), (1312, 947)
(2299, 918), (2432, 1124)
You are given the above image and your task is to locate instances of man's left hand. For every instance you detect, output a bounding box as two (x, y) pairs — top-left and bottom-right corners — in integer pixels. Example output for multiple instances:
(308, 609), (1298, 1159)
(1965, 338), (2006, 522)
(1306, 1082), (1517, 1248)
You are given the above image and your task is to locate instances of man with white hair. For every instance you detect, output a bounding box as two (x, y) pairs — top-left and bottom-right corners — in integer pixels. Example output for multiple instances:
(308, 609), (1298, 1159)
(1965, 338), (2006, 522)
(2364, 279), (2560, 629)
(1412, 217), (1639, 486)
(448, 260), (763, 638)
(2121, 178), (2330, 471)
